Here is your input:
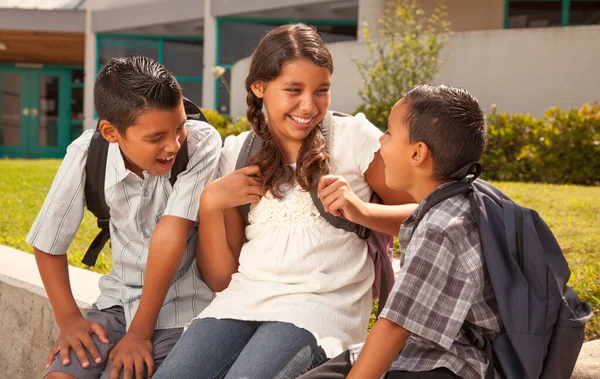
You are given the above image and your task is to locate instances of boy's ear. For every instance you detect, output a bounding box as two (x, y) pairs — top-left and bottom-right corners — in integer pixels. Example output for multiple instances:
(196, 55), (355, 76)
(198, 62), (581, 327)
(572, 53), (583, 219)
(250, 81), (265, 99)
(99, 120), (121, 143)
(410, 141), (431, 168)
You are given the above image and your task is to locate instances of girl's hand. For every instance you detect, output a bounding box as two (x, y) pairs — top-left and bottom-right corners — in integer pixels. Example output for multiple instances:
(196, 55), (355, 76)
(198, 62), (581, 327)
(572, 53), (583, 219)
(202, 165), (265, 211)
(318, 175), (367, 224)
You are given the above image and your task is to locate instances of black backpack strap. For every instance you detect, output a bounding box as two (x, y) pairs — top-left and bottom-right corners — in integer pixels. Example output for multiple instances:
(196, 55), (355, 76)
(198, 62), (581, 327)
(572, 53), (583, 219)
(411, 162), (482, 234)
(169, 136), (189, 187)
(235, 131), (263, 225)
(82, 121), (111, 266)
(309, 111), (371, 239)
(183, 97), (208, 123)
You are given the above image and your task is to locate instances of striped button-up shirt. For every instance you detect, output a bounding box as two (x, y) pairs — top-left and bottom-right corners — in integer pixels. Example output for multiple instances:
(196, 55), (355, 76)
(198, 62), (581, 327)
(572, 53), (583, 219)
(380, 183), (502, 379)
(27, 120), (221, 329)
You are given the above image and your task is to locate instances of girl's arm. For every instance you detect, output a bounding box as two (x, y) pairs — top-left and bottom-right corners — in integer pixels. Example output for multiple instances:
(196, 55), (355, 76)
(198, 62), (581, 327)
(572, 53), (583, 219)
(319, 151), (417, 237)
(196, 165), (264, 292)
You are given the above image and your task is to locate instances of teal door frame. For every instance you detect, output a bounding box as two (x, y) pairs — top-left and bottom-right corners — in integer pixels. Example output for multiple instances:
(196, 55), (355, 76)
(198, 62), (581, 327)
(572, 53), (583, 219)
(0, 65), (71, 158)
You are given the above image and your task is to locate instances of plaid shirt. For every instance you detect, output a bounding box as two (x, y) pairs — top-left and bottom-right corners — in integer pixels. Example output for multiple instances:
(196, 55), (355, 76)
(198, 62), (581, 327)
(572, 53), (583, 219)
(380, 183), (502, 379)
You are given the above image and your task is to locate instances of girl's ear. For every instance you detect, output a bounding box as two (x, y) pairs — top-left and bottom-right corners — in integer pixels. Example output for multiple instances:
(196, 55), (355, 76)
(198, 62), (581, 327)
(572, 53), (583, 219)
(250, 81), (265, 99)
(99, 120), (120, 143)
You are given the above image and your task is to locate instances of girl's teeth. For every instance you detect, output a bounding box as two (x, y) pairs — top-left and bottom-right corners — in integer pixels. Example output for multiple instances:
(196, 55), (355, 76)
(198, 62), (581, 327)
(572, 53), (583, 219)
(291, 116), (312, 124)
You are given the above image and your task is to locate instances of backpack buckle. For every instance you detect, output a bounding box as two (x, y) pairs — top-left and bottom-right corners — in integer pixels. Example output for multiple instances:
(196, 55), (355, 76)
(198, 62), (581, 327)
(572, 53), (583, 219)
(97, 218), (110, 230)
(356, 225), (371, 240)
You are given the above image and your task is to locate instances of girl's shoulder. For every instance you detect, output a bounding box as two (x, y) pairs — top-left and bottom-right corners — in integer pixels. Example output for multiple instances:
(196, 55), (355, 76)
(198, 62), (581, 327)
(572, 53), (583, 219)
(222, 130), (252, 159)
(330, 111), (382, 148)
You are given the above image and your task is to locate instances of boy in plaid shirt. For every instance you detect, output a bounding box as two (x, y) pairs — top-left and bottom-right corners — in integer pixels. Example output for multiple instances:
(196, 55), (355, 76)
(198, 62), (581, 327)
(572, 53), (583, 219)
(300, 85), (502, 379)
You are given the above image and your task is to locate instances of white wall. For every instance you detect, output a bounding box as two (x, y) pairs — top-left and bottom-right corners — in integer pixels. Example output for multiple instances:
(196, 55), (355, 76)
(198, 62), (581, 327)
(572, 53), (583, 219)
(231, 25), (600, 118)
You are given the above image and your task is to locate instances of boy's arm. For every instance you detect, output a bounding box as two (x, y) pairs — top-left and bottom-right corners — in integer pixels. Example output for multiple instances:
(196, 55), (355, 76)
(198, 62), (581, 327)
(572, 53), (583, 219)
(108, 124), (222, 378)
(35, 249), (110, 369)
(107, 215), (193, 379)
(318, 152), (417, 236)
(349, 226), (477, 379)
(347, 319), (411, 379)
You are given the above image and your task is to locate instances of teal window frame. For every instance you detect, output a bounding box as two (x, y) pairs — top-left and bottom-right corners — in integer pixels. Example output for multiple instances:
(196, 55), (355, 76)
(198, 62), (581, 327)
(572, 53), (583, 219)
(95, 33), (204, 112)
(214, 17), (358, 110)
(504, 0), (599, 28)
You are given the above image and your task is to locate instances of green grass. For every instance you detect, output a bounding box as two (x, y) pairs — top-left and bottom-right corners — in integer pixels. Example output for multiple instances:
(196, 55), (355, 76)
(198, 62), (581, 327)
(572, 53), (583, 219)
(0, 159), (112, 273)
(2, 159), (599, 340)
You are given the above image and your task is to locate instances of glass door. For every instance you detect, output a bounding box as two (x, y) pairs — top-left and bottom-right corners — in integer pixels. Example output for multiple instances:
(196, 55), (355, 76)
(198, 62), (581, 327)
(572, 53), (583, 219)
(0, 70), (28, 157)
(0, 67), (70, 158)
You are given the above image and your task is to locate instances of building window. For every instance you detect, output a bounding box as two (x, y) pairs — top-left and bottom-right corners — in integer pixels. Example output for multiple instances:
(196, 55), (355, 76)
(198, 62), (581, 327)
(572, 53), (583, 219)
(96, 35), (203, 108)
(216, 19), (357, 114)
(506, 0), (600, 28)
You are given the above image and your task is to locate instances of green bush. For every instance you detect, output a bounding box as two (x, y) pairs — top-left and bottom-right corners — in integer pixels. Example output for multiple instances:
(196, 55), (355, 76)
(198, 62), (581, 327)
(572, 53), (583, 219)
(481, 104), (600, 185)
(200, 109), (252, 140)
(354, 0), (451, 130)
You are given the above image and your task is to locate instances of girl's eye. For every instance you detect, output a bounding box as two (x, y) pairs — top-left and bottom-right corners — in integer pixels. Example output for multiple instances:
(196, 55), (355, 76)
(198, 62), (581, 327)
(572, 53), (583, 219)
(285, 88), (300, 93)
(148, 137), (163, 143)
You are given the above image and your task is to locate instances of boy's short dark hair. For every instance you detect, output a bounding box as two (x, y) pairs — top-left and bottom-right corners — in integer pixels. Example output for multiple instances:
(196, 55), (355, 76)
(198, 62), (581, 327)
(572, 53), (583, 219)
(94, 56), (182, 135)
(403, 84), (487, 181)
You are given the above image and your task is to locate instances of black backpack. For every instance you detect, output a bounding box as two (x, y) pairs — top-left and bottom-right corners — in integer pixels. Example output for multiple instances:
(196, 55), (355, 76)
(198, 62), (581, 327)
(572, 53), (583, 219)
(234, 111), (396, 314)
(412, 163), (593, 379)
(81, 98), (208, 266)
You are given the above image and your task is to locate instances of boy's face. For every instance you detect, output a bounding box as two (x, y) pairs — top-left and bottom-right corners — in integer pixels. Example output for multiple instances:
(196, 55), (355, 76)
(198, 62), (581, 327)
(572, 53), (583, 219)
(102, 101), (187, 178)
(379, 100), (415, 192)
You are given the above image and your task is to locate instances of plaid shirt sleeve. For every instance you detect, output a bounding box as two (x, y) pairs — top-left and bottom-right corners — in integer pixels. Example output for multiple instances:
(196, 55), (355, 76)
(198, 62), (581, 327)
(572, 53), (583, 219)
(380, 225), (477, 349)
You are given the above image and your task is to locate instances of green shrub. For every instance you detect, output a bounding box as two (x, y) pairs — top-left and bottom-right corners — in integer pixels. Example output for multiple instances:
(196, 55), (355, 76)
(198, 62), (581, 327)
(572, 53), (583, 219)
(200, 109), (252, 140)
(481, 104), (600, 185)
(354, 0), (451, 130)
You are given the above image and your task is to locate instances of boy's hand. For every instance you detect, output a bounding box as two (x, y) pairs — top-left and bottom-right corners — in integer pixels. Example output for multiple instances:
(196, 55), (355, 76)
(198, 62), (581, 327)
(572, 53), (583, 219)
(202, 165), (265, 211)
(318, 175), (367, 223)
(107, 331), (154, 379)
(47, 315), (109, 369)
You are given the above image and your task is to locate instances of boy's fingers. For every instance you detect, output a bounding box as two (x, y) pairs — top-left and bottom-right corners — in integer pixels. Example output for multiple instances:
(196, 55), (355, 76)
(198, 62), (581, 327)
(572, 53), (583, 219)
(59, 346), (71, 366)
(317, 175), (338, 193)
(110, 360), (124, 379)
(81, 334), (102, 364)
(91, 322), (110, 344)
(145, 355), (155, 378)
(46, 345), (59, 368)
(71, 342), (90, 368)
(134, 356), (145, 379)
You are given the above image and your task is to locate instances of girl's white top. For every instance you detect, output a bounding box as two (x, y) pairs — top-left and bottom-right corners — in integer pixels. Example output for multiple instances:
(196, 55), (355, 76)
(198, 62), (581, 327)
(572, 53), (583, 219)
(194, 113), (383, 357)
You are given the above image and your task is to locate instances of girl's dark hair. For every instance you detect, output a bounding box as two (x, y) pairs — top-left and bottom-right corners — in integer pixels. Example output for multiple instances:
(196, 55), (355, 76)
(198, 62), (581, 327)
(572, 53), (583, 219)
(403, 84), (488, 181)
(94, 56), (182, 135)
(245, 23), (334, 198)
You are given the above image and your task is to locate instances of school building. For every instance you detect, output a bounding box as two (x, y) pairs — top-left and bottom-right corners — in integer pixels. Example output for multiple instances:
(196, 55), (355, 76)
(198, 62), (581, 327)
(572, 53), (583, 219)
(0, 0), (599, 158)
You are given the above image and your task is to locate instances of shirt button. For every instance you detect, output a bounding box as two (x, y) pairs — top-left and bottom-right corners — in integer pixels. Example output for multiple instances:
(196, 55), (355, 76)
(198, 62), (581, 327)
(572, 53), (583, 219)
(143, 190), (149, 197)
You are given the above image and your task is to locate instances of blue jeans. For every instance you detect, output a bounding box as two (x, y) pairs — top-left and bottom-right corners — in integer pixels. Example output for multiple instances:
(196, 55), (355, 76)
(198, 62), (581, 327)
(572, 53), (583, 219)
(154, 318), (328, 379)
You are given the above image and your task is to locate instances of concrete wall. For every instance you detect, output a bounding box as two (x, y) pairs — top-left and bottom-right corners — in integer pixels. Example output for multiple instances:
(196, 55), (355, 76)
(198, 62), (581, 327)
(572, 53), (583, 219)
(230, 25), (600, 118)
(0, 245), (101, 379)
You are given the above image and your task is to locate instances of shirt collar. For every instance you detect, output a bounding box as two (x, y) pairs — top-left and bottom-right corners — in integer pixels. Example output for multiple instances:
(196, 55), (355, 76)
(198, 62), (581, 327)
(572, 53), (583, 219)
(105, 142), (132, 189)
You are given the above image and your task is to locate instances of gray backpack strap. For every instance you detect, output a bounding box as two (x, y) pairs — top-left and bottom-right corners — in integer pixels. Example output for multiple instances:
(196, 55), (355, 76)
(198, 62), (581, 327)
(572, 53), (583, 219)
(235, 131), (263, 225)
(309, 112), (370, 239)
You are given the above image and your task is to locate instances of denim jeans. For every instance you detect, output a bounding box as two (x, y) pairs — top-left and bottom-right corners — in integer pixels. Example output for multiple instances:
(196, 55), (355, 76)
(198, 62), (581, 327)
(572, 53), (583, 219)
(154, 317), (328, 379)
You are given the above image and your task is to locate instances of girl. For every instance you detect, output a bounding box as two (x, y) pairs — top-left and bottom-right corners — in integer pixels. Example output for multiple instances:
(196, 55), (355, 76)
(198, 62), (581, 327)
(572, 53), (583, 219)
(155, 23), (415, 379)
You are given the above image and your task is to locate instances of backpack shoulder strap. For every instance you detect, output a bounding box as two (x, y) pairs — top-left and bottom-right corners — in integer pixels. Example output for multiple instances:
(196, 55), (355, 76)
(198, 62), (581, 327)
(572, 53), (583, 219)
(82, 122), (111, 266)
(169, 136), (189, 187)
(235, 131), (263, 225)
(309, 111), (370, 239)
(168, 97), (208, 186)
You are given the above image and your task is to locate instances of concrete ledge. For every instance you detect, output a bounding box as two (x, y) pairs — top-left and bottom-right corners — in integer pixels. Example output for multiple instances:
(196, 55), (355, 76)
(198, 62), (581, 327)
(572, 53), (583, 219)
(0, 244), (101, 379)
